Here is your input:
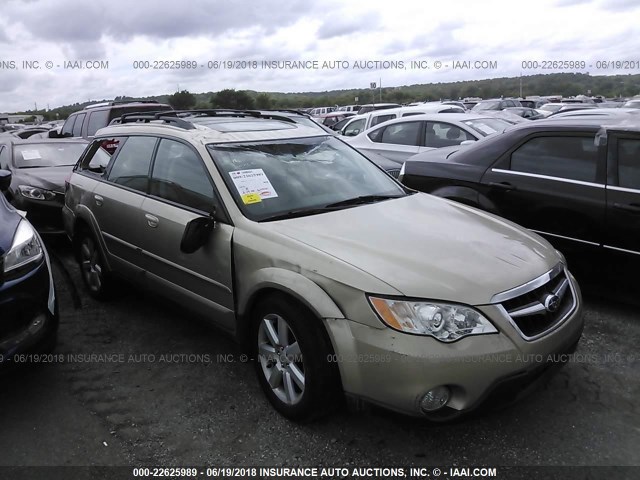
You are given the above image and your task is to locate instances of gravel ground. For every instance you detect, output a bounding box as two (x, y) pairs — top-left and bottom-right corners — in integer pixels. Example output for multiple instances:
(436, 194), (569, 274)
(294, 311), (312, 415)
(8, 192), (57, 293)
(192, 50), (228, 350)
(0, 240), (638, 477)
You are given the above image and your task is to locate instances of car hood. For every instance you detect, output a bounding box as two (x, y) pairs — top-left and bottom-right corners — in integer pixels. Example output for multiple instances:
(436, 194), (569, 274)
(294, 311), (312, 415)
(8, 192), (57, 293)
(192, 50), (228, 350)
(12, 166), (72, 192)
(267, 194), (559, 305)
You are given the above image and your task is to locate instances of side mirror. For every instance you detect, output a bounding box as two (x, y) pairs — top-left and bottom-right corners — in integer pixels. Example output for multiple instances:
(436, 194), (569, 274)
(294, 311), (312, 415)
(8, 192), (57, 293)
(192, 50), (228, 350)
(460, 140), (476, 146)
(0, 170), (11, 192)
(48, 129), (61, 138)
(180, 213), (215, 254)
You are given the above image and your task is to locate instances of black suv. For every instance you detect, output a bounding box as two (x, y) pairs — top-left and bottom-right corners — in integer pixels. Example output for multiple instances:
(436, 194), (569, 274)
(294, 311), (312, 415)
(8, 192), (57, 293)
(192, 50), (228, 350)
(57, 101), (172, 140)
(399, 118), (640, 257)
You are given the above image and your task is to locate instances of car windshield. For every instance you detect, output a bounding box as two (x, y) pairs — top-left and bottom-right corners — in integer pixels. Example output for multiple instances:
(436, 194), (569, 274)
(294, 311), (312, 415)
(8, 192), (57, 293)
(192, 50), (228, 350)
(14, 143), (86, 168)
(291, 116), (332, 132)
(461, 118), (511, 136)
(540, 104), (563, 113)
(208, 136), (406, 221)
(473, 101), (500, 111)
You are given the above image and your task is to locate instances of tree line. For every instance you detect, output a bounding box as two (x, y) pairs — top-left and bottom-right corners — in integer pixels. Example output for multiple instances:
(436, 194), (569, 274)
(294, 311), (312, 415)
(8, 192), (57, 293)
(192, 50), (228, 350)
(15, 72), (640, 120)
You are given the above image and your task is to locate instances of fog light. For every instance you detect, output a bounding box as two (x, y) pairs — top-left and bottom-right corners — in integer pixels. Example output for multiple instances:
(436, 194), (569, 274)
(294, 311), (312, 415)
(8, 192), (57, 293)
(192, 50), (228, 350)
(420, 386), (450, 412)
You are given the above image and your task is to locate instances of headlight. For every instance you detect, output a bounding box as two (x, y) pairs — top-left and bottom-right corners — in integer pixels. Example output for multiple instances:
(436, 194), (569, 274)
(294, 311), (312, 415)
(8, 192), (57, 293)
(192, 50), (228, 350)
(3, 220), (43, 273)
(368, 296), (497, 342)
(18, 185), (56, 201)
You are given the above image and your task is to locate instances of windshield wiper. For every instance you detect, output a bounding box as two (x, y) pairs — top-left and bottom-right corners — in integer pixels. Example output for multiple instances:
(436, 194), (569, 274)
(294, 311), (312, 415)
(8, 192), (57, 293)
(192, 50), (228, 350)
(323, 194), (405, 209)
(260, 206), (342, 222)
(260, 194), (407, 222)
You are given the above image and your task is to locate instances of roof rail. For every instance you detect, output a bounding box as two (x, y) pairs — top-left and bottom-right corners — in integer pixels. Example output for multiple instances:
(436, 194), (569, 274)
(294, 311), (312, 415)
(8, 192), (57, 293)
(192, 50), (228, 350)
(109, 109), (303, 130)
(173, 109), (297, 124)
(110, 111), (195, 129)
(251, 108), (310, 116)
(85, 100), (162, 110)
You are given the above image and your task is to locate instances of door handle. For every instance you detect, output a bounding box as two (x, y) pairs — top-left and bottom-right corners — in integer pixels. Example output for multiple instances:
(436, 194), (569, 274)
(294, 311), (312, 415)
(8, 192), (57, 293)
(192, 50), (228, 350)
(613, 202), (640, 213)
(94, 194), (103, 206)
(145, 213), (159, 228)
(489, 182), (516, 191)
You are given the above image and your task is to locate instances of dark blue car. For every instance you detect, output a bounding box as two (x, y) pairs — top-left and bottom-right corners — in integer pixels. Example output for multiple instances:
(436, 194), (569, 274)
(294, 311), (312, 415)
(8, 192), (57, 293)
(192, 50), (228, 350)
(0, 169), (58, 367)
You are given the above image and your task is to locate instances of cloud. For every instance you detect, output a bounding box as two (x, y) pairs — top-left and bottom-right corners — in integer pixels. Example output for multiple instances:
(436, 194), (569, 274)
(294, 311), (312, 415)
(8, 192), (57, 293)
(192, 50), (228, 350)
(3, 0), (318, 42)
(0, 0), (638, 112)
(317, 13), (380, 40)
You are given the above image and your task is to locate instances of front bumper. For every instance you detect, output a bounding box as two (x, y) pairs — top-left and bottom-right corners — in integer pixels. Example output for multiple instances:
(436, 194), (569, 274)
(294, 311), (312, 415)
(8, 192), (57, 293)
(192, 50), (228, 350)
(324, 277), (584, 418)
(0, 255), (59, 368)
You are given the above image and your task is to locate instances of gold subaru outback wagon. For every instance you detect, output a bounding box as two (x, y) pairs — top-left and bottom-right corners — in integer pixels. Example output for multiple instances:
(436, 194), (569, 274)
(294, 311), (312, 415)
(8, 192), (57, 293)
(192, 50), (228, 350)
(63, 111), (583, 421)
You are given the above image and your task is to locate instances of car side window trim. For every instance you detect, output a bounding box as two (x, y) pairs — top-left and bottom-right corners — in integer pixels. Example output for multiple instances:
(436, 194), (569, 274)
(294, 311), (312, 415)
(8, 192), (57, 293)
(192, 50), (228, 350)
(491, 168), (605, 188)
(603, 245), (640, 256)
(607, 185), (640, 194)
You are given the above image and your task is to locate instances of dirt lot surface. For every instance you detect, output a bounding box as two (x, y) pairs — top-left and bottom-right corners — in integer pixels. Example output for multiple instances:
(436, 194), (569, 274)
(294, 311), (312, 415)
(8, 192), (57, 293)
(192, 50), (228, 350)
(1, 240), (638, 479)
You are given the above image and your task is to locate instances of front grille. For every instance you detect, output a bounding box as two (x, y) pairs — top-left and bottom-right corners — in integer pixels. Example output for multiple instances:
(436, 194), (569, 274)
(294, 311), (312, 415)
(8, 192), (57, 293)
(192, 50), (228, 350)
(387, 169), (401, 179)
(497, 266), (576, 340)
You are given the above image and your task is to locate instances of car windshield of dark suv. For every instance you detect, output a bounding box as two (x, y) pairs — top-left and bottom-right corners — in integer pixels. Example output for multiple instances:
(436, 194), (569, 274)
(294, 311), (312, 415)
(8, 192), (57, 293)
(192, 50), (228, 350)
(13, 143), (87, 168)
(208, 136), (407, 221)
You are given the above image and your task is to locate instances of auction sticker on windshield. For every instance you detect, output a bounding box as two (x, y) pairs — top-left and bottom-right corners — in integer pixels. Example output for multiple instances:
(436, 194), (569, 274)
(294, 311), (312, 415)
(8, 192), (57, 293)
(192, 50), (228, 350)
(230, 169), (279, 203)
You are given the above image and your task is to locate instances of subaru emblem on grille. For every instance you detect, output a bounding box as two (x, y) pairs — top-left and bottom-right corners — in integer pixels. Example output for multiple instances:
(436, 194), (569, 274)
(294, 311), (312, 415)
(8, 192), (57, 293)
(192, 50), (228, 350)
(543, 293), (560, 313)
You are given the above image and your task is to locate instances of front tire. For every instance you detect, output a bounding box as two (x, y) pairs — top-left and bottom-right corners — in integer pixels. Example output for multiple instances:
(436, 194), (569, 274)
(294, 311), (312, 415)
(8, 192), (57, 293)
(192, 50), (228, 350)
(251, 294), (341, 421)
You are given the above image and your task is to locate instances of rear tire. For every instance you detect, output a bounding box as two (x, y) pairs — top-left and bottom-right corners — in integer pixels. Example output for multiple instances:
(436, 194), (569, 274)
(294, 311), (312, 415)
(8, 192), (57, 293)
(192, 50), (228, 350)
(251, 294), (341, 421)
(76, 227), (113, 300)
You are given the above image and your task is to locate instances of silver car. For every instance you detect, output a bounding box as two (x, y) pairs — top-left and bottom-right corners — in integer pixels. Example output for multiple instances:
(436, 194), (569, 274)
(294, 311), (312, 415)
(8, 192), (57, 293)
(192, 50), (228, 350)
(343, 113), (512, 164)
(63, 111), (583, 421)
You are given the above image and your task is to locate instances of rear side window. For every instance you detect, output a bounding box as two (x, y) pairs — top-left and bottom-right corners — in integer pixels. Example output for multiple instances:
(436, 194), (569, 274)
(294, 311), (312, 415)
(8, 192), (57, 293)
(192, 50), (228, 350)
(370, 114), (395, 127)
(106, 136), (157, 192)
(87, 110), (110, 136)
(617, 138), (640, 190)
(510, 136), (599, 183)
(150, 139), (216, 212)
(72, 113), (86, 137)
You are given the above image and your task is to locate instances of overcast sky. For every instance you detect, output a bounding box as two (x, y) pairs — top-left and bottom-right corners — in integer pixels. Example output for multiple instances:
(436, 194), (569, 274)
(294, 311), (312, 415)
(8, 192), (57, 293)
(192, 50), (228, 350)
(0, 0), (639, 111)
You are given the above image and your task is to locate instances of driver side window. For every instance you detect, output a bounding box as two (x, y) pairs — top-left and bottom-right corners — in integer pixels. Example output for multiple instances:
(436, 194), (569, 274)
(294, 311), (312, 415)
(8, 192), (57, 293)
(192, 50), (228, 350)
(150, 139), (218, 212)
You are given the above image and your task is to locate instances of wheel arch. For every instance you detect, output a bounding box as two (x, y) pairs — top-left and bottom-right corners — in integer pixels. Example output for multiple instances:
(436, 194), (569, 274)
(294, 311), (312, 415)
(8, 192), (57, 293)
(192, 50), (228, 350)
(72, 205), (112, 272)
(235, 268), (345, 346)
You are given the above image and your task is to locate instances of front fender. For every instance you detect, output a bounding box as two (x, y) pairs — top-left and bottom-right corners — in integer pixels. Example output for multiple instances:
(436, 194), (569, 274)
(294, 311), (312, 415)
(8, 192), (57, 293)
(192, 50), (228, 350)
(237, 267), (345, 321)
